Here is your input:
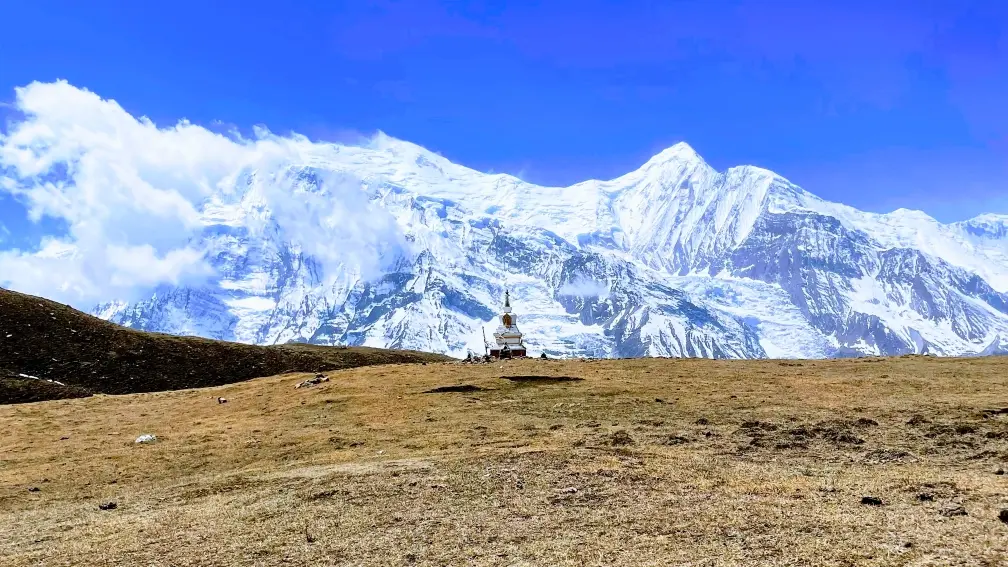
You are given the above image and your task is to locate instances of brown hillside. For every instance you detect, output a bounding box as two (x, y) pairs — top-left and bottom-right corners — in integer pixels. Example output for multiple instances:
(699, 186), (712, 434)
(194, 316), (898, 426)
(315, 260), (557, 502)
(0, 287), (451, 403)
(0, 368), (94, 404)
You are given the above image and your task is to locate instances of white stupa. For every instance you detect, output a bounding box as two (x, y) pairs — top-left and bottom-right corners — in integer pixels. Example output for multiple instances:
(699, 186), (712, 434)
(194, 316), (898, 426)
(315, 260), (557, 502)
(490, 290), (526, 358)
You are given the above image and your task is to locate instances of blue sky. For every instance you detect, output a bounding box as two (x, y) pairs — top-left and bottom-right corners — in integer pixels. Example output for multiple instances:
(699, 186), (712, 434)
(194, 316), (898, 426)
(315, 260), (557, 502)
(1, 0), (1006, 234)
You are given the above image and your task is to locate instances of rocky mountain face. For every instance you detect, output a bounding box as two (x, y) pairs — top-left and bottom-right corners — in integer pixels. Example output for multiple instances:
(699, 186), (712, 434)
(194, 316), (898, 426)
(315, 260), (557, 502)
(94, 136), (1008, 359)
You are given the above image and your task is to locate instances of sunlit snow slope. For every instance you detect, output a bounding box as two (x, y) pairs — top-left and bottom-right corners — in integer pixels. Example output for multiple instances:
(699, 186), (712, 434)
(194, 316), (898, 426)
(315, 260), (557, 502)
(96, 134), (1008, 359)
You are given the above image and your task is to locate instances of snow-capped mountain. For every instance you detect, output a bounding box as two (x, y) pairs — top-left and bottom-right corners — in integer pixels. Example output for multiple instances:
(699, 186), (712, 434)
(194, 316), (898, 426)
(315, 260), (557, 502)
(94, 135), (1008, 359)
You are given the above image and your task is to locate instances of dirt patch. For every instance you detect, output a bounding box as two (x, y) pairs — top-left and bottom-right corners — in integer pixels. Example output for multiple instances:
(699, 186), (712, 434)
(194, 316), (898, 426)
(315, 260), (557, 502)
(910, 481), (961, 500)
(811, 421), (865, 445)
(500, 375), (583, 385)
(740, 420), (779, 432)
(327, 437), (366, 449)
(663, 434), (691, 445)
(924, 424), (964, 438)
(939, 502), (968, 517)
(738, 419), (866, 449)
(609, 430), (635, 446)
(981, 407), (1008, 418)
(863, 448), (914, 464)
(424, 384), (486, 394)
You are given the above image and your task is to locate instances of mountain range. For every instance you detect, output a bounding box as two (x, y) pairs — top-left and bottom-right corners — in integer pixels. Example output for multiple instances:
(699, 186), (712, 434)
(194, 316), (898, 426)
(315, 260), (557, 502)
(94, 135), (1008, 359)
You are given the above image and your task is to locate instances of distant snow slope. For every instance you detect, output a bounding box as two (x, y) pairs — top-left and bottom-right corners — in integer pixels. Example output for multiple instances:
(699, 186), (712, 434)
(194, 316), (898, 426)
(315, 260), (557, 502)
(95, 134), (1008, 359)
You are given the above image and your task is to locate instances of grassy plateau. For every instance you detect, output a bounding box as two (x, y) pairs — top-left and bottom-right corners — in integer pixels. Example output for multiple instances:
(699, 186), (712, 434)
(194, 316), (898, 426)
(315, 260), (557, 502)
(2, 355), (1007, 566)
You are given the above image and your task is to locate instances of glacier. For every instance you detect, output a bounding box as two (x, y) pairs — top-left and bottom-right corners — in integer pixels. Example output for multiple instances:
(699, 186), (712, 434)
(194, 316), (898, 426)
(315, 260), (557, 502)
(94, 134), (1008, 359)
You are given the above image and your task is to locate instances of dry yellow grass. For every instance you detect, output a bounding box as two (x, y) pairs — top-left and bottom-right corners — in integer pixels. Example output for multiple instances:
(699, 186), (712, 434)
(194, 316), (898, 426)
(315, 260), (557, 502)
(2, 356), (1007, 566)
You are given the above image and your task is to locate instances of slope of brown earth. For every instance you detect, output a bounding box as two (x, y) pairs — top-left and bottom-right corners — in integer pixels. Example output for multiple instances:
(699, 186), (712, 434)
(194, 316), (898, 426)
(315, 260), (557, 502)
(1, 356), (1006, 566)
(0, 287), (451, 403)
(0, 369), (93, 404)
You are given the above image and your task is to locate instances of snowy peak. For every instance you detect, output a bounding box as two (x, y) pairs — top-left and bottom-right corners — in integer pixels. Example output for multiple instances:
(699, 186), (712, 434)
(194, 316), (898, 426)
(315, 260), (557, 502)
(956, 213), (1008, 239)
(614, 142), (714, 193)
(367, 132), (454, 170)
(886, 207), (938, 221)
(611, 155), (800, 274)
(87, 130), (1008, 360)
(633, 141), (707, 172)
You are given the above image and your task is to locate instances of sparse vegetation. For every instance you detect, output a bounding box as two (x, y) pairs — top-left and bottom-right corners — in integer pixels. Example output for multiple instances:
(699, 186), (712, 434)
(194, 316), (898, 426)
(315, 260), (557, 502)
(2, 356), (1007, 565)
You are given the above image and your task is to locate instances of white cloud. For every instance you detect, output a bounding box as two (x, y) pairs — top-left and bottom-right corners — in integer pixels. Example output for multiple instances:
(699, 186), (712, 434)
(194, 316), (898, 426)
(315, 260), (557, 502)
(558, 277), (610, 299)
(0, 80), (407, 308)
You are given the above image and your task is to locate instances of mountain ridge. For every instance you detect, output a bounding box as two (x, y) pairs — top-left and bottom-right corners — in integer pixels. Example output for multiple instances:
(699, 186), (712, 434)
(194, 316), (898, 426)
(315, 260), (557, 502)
(86, 135), (1008, 360)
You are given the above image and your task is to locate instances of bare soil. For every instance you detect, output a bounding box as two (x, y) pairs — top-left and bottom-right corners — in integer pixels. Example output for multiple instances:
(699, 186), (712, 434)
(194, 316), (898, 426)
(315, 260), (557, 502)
(2, 356), (1007, 565)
